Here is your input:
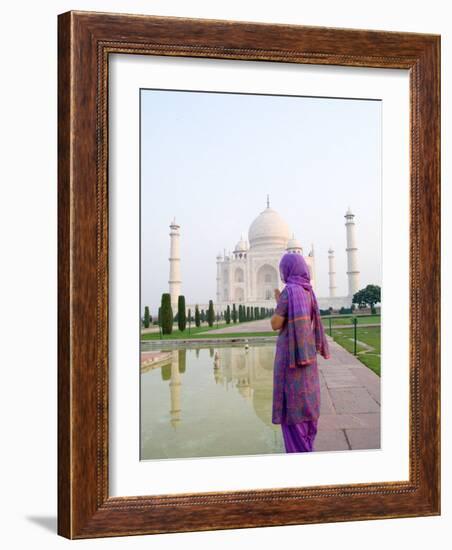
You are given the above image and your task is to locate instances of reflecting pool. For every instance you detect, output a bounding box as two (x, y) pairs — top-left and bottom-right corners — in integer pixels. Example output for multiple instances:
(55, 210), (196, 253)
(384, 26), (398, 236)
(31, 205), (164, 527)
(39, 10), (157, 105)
(140, 342), (285, 460)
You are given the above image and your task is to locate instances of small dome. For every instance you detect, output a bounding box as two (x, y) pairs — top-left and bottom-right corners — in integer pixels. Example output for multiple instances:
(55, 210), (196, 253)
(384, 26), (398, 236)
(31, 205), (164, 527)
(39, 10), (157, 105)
(234, 236), (248, 252)
(287, 234), (302, 251)
(248, 206), (290, 249)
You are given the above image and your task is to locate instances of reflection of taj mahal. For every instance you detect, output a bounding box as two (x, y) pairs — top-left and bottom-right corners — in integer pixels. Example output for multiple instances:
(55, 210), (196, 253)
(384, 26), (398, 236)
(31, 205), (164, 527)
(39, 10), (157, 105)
(168, 196), (360, 312)
(142, 345), (278, 429)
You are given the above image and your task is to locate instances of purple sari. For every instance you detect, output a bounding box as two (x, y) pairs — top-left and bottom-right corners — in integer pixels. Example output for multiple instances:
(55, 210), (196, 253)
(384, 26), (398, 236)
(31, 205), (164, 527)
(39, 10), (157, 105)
(272, 253), (330, 453)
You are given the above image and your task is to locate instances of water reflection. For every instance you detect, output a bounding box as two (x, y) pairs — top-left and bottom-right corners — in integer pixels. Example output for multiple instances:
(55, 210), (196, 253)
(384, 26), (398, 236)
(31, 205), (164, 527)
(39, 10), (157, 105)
(140, 343), (284, 460)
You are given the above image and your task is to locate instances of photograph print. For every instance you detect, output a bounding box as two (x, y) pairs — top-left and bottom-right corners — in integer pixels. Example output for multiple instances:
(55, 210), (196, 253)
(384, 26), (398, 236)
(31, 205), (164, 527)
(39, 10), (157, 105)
(140, 88), (381, 461)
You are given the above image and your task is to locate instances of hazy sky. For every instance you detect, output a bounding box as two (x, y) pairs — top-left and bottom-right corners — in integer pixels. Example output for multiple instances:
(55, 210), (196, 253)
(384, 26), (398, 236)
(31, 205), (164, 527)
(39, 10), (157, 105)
(141, 89), (381, 314)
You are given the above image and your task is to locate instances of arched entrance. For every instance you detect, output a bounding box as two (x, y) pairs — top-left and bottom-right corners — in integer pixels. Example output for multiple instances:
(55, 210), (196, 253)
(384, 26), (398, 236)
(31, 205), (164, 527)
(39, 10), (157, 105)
(234, 286), (244, 302)
(234, 267), (244, 283)
(256, 264), (278, 301)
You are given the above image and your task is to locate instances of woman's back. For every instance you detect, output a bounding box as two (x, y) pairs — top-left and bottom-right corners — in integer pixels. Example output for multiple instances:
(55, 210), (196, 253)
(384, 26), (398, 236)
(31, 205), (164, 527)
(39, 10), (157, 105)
(272, 252), (330, 451)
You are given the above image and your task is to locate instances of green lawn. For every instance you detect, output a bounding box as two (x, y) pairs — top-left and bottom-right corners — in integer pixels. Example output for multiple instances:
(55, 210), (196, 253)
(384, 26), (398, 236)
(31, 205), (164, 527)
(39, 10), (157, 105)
(330, 326), (381, 376)
(322, 314), (380, 327)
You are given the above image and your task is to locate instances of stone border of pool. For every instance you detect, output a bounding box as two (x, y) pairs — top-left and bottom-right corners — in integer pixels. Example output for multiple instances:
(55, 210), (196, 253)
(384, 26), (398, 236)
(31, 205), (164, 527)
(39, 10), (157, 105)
(141, 336), (277, 349)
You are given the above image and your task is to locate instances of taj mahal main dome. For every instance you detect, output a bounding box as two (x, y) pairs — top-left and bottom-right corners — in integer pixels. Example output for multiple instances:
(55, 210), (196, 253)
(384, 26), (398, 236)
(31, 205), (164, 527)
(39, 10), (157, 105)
(214, 198), (315, 306)
(248, 206), (291, 249)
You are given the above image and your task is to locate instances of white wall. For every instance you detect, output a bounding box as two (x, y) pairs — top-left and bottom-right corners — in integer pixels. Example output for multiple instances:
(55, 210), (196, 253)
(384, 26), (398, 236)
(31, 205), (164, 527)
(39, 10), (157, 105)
(0, 0), (449, 547)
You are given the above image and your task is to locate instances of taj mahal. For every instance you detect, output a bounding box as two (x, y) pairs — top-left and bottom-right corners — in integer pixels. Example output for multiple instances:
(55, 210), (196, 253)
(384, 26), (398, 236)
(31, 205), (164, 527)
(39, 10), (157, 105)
(167, 197), (360, 314)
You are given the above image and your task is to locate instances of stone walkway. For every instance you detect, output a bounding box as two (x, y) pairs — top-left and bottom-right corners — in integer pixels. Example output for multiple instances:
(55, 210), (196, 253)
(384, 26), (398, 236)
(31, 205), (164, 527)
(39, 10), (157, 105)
(316, 337), (380, 451)
(203, 318), (380, 333)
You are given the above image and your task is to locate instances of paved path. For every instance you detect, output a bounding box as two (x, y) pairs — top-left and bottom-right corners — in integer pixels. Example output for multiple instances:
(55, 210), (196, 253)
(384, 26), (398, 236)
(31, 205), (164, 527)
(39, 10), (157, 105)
(316, 337), (380, 451)
(201, 319), (380, 334)
(203, 318), (273, 334)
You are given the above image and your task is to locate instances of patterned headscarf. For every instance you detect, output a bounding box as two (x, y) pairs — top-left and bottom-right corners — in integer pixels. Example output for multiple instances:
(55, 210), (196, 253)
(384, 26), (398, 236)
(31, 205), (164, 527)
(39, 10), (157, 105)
(279, 253), (330, 367)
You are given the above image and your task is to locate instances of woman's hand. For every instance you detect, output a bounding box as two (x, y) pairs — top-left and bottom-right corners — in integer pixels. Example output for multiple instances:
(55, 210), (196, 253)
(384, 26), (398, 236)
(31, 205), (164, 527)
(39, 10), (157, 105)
(274, 288), (281, 301)
(271, 313), (285, 331)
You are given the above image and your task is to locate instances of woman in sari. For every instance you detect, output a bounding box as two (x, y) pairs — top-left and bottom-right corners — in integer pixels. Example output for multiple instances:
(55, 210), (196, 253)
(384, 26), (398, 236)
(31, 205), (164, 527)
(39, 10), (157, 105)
(271, 252), (330, 453)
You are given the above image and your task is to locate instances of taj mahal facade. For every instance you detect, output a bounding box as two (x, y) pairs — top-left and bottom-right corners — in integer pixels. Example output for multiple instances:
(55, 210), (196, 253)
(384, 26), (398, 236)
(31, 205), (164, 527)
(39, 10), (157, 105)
(167, 197), (360, 314)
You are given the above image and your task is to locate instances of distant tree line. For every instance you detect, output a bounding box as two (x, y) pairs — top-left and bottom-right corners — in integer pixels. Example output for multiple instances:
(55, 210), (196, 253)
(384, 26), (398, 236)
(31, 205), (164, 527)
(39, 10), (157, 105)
(142, 296), (275, 336)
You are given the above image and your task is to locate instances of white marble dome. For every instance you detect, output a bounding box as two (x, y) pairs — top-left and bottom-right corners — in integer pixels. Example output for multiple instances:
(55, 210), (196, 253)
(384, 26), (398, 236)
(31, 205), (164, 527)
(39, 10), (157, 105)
(248, 206), (290, 249)
(287, 235), (302, 253)
(234, 236), (248, 252)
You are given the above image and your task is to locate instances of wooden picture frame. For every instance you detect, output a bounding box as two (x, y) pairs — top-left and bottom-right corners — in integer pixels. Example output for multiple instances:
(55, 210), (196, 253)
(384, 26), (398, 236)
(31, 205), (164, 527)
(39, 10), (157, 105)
(58, 10), (440, 539)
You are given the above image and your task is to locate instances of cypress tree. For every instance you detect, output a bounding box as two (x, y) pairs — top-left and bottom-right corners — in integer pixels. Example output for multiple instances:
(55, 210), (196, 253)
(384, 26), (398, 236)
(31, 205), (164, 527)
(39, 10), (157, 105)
(143, 306), (150, 328)
(195, 305), (200, 327)
(201, 309), (206, 323)
(232, 304), (237, 323)
(238, 305), (243, 322)
(250, 307), (254, 321)
(207, 300), (215, 327)
(225, 305), (231, 324)
(160, 293), (173, 334)
(178, 295), (186, 332)
(246, 306), (250, 321)
(195, 306), (200, 326)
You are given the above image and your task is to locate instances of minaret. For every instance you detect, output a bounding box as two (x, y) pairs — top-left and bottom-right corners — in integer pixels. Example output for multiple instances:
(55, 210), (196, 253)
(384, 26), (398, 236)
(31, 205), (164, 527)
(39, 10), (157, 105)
(308, 243), (316, 291)
(328, 247), (337, 297)
(345, 207), (360, 297)
(168, 218), (181, 312)
(216, 252), (222, 306)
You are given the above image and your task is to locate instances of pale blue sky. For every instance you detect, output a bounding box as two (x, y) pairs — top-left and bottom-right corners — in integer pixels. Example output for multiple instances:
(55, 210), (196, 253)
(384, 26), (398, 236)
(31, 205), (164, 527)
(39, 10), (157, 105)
(141, 89), (381, 314)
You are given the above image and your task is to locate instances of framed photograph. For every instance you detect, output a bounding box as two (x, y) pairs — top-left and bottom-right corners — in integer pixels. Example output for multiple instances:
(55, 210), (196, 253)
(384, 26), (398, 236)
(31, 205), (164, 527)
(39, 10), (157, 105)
(58, 11), (440, 539)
